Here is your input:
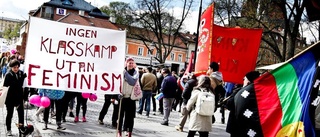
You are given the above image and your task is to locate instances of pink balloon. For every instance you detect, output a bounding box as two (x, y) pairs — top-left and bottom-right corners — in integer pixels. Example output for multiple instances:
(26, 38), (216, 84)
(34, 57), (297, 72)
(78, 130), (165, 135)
(40, 97), (51, 108)
(89, 94), (97, 102)
(29, 95), (41, 107)
(11, 49), (17, 54)
(82, 92), (90, 99)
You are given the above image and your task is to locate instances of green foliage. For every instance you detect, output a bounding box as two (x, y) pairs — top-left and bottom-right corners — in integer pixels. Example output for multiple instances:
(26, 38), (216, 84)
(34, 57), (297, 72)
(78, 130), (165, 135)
(100, 2), (134, 25)
(2, 24), (20, 41)
(100, 5), (111, 15)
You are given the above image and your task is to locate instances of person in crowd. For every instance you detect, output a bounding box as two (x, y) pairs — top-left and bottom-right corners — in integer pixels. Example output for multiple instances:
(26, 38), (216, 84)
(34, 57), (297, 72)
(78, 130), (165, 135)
(14, 51), (20, 60)
(224, 84), (243, 137)
(137, 68), (145, 111)
(98, 94), (119, 127)
(173, 69), (186, 112)
(224, 82), (236, 98)
(5, 55), (17, 75)
(137, 67), (157, 117)
(18, 55), (24, 64)
(3, 59), (27, 136)
(207, 61), (226, 123)
(186, 75), (214, 137)
(34, 106), (45, 122)
(41, 94), (65, 130)
(68, 98), (75, 117)
(1, 52), (10, 66)
(117, 57), (139, 137)
(74, 92), (88, 122)
(155, 67), (161, 77)
(156, 67), (164, 114)
(171, 71), (179, 80)
(151, 69), (158, 113)
(1, 52), (11, 78)
(50, 98), (56, 119)
(226, 71), (260, 137)
(175, 72), (197, 132)
(23, 87), (38, 108)
(61, 91), (77, 122)
(160, 68), (177, 126)
(0, 52), (6, 75)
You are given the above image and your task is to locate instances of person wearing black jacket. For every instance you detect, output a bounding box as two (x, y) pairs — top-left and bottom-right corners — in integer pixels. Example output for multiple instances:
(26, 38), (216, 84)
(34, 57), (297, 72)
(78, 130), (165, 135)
(175, 73), (197, 132)
(172, 69), (185, 112)
(224, 84), (242, 137)
(3, 59), (27, 136)
(225, 71), (260, 137)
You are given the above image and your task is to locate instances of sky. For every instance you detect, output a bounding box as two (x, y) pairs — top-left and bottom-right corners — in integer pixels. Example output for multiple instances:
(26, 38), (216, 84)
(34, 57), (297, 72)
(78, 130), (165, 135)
(0, 0), (318, 43)
(0, 0), (210, 34)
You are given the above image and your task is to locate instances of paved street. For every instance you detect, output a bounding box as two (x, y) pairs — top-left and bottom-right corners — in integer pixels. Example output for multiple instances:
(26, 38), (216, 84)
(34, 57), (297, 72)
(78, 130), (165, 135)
(0, 92), (230, 137)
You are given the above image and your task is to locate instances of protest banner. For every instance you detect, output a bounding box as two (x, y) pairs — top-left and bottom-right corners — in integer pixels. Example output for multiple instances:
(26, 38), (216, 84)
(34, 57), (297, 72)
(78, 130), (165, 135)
(211, 25), (263, 84)
(24, 17), (126, 94)
(194, 3), (214, 76)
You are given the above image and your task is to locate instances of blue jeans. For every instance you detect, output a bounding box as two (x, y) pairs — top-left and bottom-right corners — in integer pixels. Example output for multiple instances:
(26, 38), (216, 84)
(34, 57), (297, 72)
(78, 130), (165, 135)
(138, 91), (152, 115)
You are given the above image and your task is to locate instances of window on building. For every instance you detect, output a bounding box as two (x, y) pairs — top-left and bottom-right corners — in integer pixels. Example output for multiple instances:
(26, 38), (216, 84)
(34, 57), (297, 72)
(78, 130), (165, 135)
(178, 54), (182, 62)
(171, 53), (175, 61)
(138, 47), (144, 56)
(41, 6), (53, 20)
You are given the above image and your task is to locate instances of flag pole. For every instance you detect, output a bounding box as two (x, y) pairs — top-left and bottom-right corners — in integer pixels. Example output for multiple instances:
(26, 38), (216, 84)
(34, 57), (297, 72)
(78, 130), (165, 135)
(193, 0), (203, 71)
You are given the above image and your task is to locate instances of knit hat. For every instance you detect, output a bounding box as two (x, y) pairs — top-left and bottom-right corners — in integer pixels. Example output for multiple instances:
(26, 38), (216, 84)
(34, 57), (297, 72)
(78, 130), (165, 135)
(245, 71), (260, 83)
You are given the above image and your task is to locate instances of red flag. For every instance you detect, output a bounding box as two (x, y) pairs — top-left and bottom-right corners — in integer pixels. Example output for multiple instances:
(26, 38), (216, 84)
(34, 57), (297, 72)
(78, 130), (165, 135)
(185, 51), (194, 73)
(305, 0), (320, 22)
(194, 3), (214, 76)
(211, 25), (262, 84)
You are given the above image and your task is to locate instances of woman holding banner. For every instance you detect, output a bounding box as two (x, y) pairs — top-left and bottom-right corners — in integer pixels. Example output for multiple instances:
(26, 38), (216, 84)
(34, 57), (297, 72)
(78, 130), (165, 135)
(117, 57), (139, 137)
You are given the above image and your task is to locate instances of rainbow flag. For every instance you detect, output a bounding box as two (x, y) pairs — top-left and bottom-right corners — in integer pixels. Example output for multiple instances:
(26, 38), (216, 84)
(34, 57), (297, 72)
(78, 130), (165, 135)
(234, 42), (320, 137)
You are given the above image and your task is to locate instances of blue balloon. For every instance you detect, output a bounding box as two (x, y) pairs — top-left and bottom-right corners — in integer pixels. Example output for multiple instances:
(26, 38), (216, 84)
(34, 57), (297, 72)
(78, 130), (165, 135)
(38, 89), (65, 100)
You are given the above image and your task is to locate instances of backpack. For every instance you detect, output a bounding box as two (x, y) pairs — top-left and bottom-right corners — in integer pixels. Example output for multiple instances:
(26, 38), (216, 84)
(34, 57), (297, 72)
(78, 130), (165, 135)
(195, 88), (215, 116)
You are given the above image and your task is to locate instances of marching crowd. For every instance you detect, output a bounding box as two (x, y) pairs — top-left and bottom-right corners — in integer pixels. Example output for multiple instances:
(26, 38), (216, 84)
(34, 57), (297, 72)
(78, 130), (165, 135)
(1, 54), (320, 137)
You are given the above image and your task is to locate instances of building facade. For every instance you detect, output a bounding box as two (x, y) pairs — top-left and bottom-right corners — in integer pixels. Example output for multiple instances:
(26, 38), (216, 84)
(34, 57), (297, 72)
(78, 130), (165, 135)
(19, 0), (112, 55)
(19, 0), (191, 73)
(0, 17), (23, 33)
(125, 37), (189, 72)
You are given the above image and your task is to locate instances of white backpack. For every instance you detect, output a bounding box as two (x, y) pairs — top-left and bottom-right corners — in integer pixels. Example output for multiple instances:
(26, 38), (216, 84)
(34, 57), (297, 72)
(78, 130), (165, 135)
(195, 89), (215, 116)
